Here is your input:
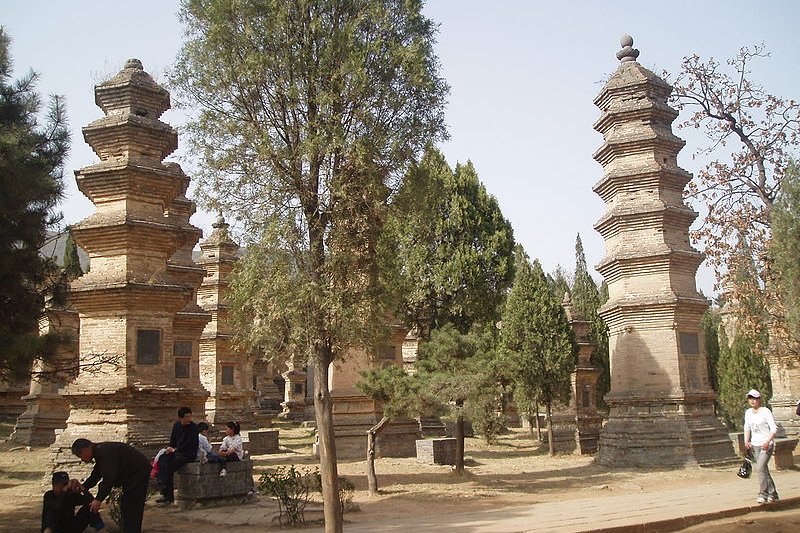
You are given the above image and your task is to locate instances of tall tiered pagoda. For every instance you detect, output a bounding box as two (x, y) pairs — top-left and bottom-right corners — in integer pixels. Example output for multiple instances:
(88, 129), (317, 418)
(593, 37), (735, 466)
(51, 59), (209, 461)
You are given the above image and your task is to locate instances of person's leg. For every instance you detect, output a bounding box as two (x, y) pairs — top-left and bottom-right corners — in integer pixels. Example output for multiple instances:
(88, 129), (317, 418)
(158, 453), (176, 501)
(753, 446), (771, 501)
(762, 445), (778, 499)
(67, 504), (92, 533)
(120, 477), (148, 533)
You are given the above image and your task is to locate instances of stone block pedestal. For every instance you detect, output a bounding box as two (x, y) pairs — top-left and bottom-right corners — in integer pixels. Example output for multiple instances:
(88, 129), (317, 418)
(175, 460), (255, 509)
(416, 438), (457, 465)
(248, 429), (279, 454)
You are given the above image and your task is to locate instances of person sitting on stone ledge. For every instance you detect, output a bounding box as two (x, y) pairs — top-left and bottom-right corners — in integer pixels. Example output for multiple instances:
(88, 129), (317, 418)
(207, 420), (243, 477)
(156, 406), (199, 504)
(41, 471), (107, 533)
(196, 422), (213, 463)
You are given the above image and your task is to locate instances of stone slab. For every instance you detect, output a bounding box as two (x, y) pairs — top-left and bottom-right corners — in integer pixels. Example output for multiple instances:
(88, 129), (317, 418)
(247, 429), (279, 454)
(416, 438), (457, 465)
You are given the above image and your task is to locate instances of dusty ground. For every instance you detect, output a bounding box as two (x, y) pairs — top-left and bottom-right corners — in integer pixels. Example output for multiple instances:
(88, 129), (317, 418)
(0, 420), (795, 532)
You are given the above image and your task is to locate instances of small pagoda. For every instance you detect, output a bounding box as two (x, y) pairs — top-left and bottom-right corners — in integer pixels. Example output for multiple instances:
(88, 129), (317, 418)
(198, 215), (256, 428)
(593, 37), (735, 466)
(51, 59), (209, 462)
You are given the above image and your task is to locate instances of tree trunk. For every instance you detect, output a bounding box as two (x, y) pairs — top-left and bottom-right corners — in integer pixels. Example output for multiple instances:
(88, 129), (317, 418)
(366, 416), (390, 496)
(546, 401), (554, 456)
(455, 401), (465, 475)
(313, 355), (342, 533)
(534, 401), (542, 442)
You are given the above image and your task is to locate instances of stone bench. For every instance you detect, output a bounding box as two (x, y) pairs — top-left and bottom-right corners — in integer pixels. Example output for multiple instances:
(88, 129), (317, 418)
(729, 432), (798, 470)
(416, 438), (457, 465)
(247, 429), (280, 455)
(174, 459), (256, 509)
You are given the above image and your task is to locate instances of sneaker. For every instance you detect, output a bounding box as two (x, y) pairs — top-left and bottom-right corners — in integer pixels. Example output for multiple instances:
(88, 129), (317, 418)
(768, 495), (779, 502)
(219, 468), (227, 477)
(756, 496), (767, 504)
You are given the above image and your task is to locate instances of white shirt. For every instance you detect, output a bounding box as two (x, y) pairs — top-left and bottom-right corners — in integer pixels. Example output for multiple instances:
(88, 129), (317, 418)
(745, 406), (778, 447)
(197, 434), (212, 460)
(220, 434), (244, 460)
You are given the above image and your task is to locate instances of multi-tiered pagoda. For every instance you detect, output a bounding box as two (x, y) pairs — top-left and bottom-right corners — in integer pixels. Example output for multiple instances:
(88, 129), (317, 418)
(593, 37), (735, 466)
(52, 59), (209, 462)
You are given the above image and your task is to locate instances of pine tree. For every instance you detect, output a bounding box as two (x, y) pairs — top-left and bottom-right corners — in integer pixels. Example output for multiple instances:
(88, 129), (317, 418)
(501, 250), (577, 455)
(570, 234), (610, 411)
(0, 28), (69, 382)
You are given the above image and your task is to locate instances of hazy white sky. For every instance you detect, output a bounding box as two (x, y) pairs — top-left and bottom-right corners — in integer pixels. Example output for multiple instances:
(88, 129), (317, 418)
(5, 1), (800, 296)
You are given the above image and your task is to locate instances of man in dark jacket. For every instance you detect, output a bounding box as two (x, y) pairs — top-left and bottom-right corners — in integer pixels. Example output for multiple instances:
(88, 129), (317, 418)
(156, 406), (199, 504)
(41, 471), (107, 533)
(71, 439), (151, 533)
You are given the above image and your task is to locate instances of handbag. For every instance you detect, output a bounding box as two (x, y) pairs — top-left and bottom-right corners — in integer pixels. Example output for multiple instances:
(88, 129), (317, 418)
(737, 449), (753, 479)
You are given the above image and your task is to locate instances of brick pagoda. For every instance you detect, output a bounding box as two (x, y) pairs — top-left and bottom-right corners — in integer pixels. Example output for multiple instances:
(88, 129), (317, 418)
(198, 214), (255, 428)
(593, 37), (735, 466)
(51, 59), (210, 462)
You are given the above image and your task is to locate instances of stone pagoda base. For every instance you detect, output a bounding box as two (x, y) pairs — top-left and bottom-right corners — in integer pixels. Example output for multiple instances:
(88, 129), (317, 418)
(50, 387), (208, 470)
(597, 399), (736, 467)
(551, 413), (603, 455)
(11, 392), (69, 446)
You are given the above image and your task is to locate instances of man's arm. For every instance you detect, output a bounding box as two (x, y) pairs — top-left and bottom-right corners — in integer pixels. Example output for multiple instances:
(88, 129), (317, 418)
(83, 464), (101, 491)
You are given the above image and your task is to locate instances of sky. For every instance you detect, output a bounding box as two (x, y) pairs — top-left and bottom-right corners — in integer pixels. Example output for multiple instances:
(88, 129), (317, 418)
(5, 1), (800, 296)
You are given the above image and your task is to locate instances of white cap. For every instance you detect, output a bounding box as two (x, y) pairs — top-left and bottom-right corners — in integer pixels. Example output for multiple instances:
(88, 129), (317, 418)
(746, 389), (761, 399)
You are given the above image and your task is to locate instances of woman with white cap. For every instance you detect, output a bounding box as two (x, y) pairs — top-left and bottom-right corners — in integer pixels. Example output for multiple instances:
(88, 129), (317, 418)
(743, 388), (779, 503)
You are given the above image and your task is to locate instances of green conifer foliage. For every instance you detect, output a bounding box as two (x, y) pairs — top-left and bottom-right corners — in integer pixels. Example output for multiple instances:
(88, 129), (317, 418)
(384, 147), (515, 336)
(701, 309), (721, 392)
(570, 234), (609, 411)
(501, 249), (577, 455)
(0, 28), (69, 382)
(771, 161), (800, 342)
(716, 329), (771, 430)
(62, 228), (84, 280)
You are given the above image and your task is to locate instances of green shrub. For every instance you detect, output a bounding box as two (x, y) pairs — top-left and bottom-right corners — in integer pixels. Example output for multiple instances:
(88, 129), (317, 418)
(259, 465), (318, 525)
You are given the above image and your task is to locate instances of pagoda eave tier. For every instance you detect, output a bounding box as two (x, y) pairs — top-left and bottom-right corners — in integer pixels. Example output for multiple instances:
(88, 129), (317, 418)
(592, 66), (672, 108)
(67, 282), (191, 313)
(596, 250), (704, 280)
(75, 159), (188, 204)
(83, 114), (177, 160)
(167, 262), (206, 286)
(592, 132), (685, 167)
(173, 309), (213, 333)
(599, 298), (709, 331)
(594, 205), (698, 237)
(593, 165), (692, 200)
(71, 217), (184, 254)
(592, 99), (678, 134)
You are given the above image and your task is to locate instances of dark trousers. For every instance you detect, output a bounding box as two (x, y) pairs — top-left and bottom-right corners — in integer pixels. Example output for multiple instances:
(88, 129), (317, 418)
(207, 452), (241, 468)
(120, 474), (149, 533)
(157, 453), (194, 500)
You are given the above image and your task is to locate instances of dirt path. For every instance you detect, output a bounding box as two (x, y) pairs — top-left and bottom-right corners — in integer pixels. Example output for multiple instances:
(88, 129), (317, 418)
(1, 425), (797, 532)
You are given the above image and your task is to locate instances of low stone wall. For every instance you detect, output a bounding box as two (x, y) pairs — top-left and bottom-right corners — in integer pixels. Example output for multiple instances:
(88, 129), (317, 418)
(729, 432), (798, 470)
(248, 429), (279, 454)
(416, 438), (457, 465)
(175, 459), (256, 509)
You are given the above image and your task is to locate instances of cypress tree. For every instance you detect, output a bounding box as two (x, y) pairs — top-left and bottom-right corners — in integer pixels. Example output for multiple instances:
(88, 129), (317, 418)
(570, 234), (610, 411)
(501, 250), (577, 455)
(63, 227), (84, 280)
(771, 161), (800, 342)
(716, 328), (771, 429)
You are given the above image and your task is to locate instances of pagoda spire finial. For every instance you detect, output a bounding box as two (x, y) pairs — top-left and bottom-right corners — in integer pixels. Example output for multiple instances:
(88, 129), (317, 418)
(616, 34), (640, 63)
